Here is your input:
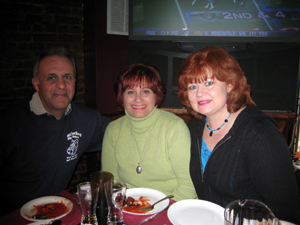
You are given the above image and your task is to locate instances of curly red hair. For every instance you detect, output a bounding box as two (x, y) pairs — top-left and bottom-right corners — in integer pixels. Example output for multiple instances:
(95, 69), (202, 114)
(178, 46), (255, 119)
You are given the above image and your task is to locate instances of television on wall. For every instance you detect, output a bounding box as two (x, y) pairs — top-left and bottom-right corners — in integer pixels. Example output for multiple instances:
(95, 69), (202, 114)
(129, 0), (300, 43)
(128, 0), (300, 112)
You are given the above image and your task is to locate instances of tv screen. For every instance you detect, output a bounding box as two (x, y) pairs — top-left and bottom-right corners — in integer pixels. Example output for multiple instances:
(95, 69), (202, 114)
(129, 0), (300, 42)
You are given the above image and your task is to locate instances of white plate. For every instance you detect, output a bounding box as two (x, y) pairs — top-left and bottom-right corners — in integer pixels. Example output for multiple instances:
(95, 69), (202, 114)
(280, 220), (297, 225)
(27, 222), (61, 225)
(167, 199), (224, 225)
(20, 196), (73, 222)
(123, 188), (169, 215)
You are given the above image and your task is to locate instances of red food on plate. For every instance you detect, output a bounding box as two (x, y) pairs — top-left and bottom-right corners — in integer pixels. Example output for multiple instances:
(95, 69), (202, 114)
(123, 196), (151, 214)
(294, 152), (300, 159)
(33, 202), (68, 219)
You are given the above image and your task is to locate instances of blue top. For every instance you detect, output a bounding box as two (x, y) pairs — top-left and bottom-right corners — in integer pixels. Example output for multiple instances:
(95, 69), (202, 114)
(201, 139), (212, 173)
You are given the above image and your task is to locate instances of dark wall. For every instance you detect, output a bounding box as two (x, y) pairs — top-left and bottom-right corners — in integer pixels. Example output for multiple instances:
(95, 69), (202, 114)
(0, 0), (88, 188)
(0, 0), (85, 108)
(84, 1), (130, 114)
(0, 0), (129, 114)
(130, 41), (300, 112)
(0, 0), (130, 188)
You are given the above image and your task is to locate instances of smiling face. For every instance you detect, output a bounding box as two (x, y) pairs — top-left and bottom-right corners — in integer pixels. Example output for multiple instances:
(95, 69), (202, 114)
(32, 55), (76, 119)
(187, 76), (232, 118)
(123, 84), (156, 118)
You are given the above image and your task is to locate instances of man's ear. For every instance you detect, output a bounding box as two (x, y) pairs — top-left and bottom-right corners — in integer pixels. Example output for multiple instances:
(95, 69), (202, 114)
(32, 77), (39, 92)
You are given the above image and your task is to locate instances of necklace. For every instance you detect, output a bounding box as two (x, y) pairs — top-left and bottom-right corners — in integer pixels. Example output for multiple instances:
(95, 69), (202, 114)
(205, 113), (232, 137)
(130, 125), (154, 174)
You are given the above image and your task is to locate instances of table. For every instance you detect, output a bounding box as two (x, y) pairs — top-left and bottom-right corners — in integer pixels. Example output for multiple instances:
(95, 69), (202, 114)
(0, 190), (173, 225)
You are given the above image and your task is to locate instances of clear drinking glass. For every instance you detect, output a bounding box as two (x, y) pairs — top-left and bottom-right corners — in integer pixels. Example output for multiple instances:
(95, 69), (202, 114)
(224, 199), (280, 225)
(77, 181), (99, 225)
(90, 171), (114, 219)
(104, 180), (127, 224)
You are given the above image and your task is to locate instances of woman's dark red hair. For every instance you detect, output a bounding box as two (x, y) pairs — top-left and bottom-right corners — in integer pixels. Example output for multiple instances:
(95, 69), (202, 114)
(117, 63), (165, 106)
(178, 46), (256, 119)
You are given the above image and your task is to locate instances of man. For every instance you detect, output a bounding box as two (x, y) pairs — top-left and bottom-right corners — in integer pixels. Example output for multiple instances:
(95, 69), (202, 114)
(0, 47), (110, 215)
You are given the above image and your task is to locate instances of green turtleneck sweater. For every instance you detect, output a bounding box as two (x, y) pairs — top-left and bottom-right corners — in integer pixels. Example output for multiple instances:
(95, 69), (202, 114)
(101, 107), (197, 201)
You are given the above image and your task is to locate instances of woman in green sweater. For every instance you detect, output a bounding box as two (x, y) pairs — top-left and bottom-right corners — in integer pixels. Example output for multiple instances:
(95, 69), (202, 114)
(101, 63), (197, 201)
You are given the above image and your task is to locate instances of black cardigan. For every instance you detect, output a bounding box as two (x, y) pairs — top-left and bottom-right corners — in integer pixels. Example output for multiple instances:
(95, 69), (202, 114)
(188, 105), (300, 223)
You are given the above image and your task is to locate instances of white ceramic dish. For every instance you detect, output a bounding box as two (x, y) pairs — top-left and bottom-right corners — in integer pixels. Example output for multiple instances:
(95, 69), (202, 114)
(280, 220), (297, 225)
(167, 199), (224, 225)
(20, 196), (73, 222)
(27, 221), (61, 225)
(123, 188), (169, 215)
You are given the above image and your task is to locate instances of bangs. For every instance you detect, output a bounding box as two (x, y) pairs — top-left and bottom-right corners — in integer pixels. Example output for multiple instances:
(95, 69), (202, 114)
(181, 64), (215, 87)
(122, 73), (155, 91)
(117, 63), (165, 106)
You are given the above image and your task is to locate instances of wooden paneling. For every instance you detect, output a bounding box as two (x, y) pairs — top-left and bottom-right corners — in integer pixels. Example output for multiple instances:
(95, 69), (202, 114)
(104, 108), (295, 143)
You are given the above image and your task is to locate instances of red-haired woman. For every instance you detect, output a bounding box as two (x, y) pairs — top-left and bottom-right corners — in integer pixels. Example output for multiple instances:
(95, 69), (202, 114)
(102, 63), (197, 201)
(178, 46), (299, 223)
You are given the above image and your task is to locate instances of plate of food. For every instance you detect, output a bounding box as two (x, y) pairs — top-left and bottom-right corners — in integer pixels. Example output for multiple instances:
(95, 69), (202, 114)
(167, 199), (224, 225)
(20, 196), (73, 222)
(123, 188), (170, 215)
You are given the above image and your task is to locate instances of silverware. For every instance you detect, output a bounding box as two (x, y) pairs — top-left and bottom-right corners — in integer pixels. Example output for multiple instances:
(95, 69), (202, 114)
(138, 211), (161, 225)
(138, 202), (174, 225)
(28, 220), (62, 225)
(139, 195), (173, 211)
(49, 220), (62, 225)
(32, 214), (48, 219)
(68, 187), (79, 199)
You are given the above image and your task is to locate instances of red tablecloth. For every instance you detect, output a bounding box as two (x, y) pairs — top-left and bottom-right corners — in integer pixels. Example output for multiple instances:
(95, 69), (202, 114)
(0, 190), (173, 225)
(123, 205), (173, 225)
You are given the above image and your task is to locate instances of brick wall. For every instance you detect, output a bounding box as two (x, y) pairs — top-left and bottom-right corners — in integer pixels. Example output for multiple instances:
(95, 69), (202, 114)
(0, 0), (85, 107)
(0, 0), (88, 188)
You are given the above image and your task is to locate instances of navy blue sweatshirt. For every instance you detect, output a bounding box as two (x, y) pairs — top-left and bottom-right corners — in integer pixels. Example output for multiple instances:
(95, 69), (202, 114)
(0, 97), (110, 215)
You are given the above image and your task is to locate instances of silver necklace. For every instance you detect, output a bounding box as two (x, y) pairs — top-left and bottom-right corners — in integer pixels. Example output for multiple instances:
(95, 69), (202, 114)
(130, 125), (154, 174)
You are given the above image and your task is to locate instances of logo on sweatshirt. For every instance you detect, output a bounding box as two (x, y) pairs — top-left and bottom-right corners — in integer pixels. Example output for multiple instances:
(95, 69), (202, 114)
(66, 131), (82, 162)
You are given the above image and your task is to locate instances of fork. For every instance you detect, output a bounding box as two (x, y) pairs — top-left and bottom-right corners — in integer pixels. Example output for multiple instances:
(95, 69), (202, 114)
(138, 211), (161, 225)
(27, 220), (62, 225)
(48, 220), (62, 225)
(139, 195), (173, 211)
(138, 202), (174, 225)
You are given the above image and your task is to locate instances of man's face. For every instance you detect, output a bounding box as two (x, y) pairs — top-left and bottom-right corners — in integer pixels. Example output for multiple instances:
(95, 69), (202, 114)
(32, 55), (76, 119)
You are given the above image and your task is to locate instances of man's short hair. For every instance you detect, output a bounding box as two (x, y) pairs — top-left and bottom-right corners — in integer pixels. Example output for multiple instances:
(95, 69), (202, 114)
(33, 47), (77, 81)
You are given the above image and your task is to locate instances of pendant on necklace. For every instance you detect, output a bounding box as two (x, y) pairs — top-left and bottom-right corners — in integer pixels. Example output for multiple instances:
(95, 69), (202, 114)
(136, 163), (142, 174)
